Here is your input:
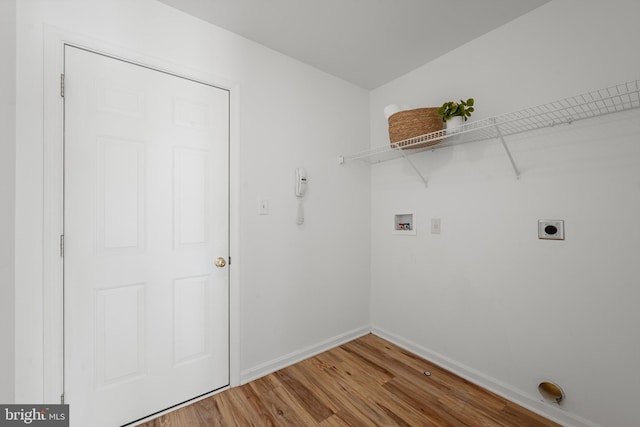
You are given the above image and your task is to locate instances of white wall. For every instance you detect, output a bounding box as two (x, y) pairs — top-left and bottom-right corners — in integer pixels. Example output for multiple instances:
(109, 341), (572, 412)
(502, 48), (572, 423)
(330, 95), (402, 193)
(0, 0), (16, 405)
(15, 0), (370, 402)
(369, 1), (640, 426)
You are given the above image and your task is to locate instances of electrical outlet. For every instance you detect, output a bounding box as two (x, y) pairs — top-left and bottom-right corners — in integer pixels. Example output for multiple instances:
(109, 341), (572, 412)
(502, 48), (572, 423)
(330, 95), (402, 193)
(538, 220), (564, 240)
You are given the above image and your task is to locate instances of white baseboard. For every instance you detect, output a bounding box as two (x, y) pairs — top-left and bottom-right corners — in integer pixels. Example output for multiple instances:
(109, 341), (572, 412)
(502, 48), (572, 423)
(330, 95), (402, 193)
(239, 325), (370, 384)
(371, 326), (600, 427)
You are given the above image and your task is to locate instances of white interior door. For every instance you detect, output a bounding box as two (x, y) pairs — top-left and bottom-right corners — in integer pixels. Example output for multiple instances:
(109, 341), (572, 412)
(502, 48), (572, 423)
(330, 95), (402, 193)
(63, 45), (229, 427)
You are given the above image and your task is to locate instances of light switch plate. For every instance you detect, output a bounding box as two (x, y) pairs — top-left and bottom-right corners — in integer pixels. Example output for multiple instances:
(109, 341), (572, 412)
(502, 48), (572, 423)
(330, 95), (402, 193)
(259, 200), (269, 215)
(538, 219), (564, 240)
(431, 218), (441, 234)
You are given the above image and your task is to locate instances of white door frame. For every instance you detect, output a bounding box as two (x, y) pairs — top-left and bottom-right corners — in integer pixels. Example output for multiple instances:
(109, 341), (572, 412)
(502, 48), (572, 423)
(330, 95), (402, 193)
(42, 26), (241, 404)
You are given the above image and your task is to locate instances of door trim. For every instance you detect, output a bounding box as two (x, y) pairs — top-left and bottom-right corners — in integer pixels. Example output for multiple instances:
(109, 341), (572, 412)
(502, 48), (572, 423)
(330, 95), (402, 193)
(43, 26), (241, 404)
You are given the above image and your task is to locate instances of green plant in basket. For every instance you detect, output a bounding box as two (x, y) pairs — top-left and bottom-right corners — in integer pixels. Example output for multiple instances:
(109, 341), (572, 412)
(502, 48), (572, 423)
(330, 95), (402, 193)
(437, 98), (475, 122)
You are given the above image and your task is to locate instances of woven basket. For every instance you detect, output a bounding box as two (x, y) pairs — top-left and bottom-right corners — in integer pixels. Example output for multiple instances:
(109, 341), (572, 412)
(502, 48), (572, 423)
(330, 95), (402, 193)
(388, 107), (444, 149)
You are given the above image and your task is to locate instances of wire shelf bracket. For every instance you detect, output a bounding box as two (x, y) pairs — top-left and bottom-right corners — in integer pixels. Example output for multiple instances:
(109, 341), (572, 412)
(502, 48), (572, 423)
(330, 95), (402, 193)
(394, 142), (430, 186)
(493, 118), (521, 179)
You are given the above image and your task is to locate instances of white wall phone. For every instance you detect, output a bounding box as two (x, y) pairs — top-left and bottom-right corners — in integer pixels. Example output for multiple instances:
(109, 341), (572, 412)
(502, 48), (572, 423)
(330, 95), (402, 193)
(295, 167), (307, 197)
(294, 168), (307, 224)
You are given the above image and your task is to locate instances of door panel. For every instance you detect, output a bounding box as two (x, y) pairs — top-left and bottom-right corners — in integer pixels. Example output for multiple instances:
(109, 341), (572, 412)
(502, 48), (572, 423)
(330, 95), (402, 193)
(64, 46), (229, 427)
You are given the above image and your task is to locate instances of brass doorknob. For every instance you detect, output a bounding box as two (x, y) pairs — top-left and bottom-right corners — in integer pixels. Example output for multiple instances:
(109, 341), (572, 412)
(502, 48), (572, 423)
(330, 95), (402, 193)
(215, 257), (226, 268)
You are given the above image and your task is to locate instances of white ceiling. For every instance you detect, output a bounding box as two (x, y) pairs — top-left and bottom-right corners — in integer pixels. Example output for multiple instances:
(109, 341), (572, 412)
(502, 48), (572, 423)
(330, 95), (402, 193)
(156, 0), (550, 89)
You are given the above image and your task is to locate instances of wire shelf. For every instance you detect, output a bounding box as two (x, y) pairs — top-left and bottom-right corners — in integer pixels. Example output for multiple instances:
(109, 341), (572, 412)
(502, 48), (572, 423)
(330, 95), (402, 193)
(341, 79), (640, 165)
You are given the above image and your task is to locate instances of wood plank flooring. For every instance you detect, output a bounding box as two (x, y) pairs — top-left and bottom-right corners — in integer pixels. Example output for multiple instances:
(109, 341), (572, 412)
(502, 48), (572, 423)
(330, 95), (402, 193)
(140, 334), (560, 426)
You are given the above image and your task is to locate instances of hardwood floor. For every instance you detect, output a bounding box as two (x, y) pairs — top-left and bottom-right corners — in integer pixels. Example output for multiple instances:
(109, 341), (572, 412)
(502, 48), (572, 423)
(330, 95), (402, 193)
(140, 334), (560, 426)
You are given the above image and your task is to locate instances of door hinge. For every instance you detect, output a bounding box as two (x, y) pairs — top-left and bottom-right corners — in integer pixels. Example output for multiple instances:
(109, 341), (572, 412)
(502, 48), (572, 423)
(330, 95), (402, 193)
(60, 393), (65, 404)
(60, 234), (65, 257)
(60, 74), (65, 98)
(228, 256), (231, 266)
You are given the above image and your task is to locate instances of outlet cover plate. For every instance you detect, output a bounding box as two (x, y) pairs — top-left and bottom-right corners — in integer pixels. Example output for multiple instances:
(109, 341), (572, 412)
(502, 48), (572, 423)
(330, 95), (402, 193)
(538, 219), (564, 240)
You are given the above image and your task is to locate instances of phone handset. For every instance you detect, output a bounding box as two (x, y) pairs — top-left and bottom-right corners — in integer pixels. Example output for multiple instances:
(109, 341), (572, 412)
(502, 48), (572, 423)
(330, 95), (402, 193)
(295, 168), (307, 197)
(295, 168), (307, 224)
